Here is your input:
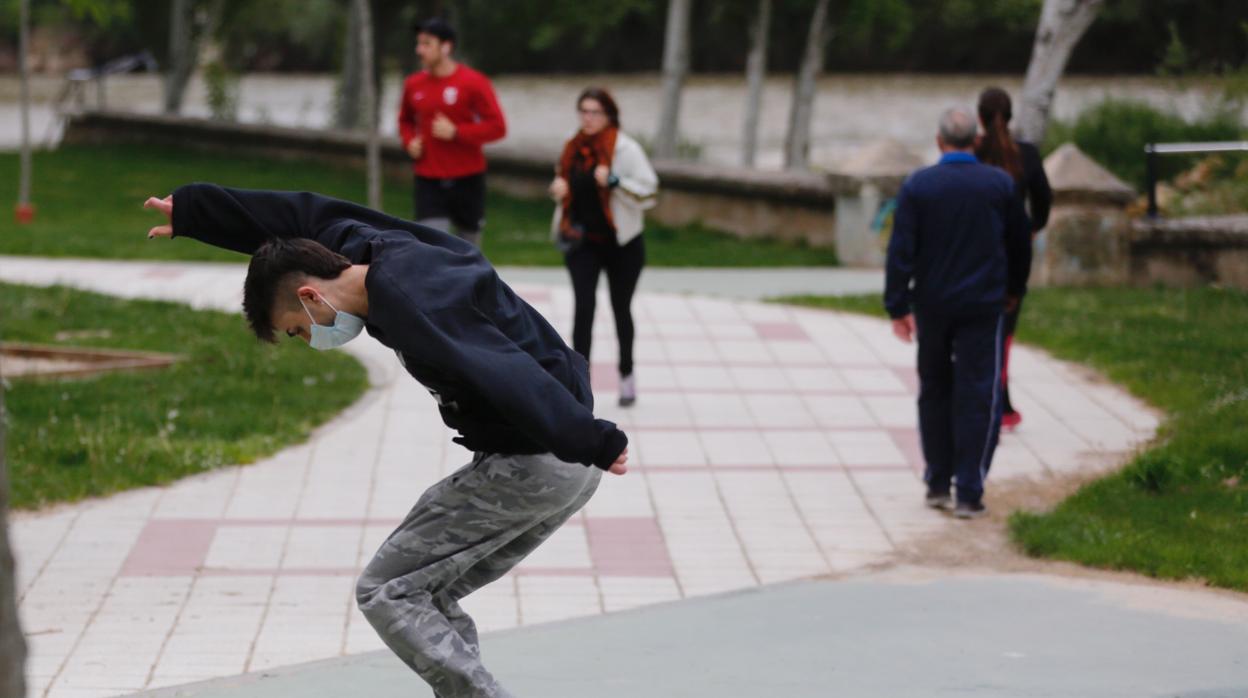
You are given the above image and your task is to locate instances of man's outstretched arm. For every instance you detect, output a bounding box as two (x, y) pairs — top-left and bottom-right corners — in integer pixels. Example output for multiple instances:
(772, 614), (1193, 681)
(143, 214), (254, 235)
(144, 183), (371, 256)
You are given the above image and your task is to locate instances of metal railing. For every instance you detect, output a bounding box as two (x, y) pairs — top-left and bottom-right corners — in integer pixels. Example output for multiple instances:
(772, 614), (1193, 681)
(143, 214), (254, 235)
(45, 51), (159, 143)
(1145, 141), (1248, 218)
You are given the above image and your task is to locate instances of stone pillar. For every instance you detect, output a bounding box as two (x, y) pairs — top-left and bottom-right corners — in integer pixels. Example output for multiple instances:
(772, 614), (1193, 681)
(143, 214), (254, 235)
(1035, 143), (1136, 286)
(826, 139), (923, 268)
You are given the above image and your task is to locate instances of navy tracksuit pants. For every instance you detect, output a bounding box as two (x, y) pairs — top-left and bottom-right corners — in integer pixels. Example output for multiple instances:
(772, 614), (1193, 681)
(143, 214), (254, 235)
(915, 308), (1006, 504)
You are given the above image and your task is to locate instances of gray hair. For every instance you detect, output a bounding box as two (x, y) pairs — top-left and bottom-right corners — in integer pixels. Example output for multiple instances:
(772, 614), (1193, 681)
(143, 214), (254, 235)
(938, 107), (978, 149)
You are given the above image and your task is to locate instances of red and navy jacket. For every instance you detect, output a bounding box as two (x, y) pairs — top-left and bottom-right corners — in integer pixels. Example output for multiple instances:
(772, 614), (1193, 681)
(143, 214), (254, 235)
(885, 152), (1032, 319)
(397, 65), (507, 179)
(171, 183), (626, 470)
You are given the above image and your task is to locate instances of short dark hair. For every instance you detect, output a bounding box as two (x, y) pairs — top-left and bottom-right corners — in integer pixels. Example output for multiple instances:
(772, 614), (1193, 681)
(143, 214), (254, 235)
(243, 239), (351, 343)
(417, 17), (456, 45)
(577, 87), (621, 128)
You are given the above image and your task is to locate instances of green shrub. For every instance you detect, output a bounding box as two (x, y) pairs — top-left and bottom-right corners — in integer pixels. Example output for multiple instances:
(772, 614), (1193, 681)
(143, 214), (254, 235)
(1043, 99), (1244, 189)
(1125, 451), (1174, 493)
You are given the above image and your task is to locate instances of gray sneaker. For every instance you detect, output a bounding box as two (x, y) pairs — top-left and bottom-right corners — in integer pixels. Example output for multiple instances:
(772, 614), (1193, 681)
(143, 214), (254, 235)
(619, 373), (637, 407)
(954, 501), (988, 519)
(925, 490), (953, 510)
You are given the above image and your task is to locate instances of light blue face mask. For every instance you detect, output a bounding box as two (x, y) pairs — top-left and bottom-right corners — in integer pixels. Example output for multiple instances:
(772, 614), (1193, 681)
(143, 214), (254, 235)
(301, 296), (365, 351)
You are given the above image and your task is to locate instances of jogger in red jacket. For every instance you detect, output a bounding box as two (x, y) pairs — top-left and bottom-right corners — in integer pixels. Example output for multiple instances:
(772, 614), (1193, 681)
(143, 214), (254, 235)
(398, 18), (507, 248)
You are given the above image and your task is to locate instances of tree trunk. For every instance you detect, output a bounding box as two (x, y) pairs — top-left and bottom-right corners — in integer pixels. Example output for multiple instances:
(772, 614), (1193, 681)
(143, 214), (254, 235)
(163, 0), (197, 114)
(356, 0), (382, 211)
(784, 0), (831, 171)
(1017, 0), (1104, 145)
(16, 0), (31, 211)
(654, 0), (693, 160)
(741, 0), (771, 167)
(0, 318), (28, 698)
(336, 1), (364, 130)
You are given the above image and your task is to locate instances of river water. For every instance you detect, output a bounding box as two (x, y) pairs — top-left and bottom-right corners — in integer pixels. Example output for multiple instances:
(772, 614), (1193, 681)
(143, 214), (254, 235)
(0, 72), (1236, 169)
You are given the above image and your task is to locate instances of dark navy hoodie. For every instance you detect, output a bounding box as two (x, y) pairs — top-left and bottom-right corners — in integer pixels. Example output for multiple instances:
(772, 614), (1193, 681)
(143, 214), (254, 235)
(171, 183), (627, 470)
(884, 152), (1032, 319)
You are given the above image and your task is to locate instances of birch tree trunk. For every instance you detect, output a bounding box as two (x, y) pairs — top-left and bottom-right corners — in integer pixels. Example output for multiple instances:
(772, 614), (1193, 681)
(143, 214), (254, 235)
(784, 0), (831, 171)
(741, 0), (771, 167)
(163, 0), (198, 114)
(17, 0), (32, 215)
(356, 0), (382, 211)
(654, 0), (693, 160)
(0, 350), (28, 698)
(1017, 0), (1104, 144)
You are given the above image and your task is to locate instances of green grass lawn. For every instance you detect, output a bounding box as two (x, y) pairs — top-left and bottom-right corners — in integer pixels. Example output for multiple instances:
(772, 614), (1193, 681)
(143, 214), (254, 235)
(0, 144), (838, 267)
(1, 282), (369, 510)
(780, 287), (1248, 592)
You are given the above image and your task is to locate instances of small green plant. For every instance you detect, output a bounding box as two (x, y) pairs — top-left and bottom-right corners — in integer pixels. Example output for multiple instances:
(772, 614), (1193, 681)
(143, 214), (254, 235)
(203, 59), (240, 121)
(1125, 452), (1174, 494)
(1156, 21), (1192, 79)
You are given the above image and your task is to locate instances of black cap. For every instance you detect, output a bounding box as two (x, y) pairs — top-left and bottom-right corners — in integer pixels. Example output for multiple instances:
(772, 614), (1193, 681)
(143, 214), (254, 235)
(418, 17), (456, 44)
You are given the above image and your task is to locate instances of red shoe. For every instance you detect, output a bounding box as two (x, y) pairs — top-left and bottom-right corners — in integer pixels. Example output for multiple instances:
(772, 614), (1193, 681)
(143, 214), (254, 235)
(1001, 410), (1022, 431)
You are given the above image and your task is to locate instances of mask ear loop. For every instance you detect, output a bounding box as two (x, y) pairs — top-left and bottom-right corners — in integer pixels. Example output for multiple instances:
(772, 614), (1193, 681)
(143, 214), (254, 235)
(299, 295), (340, 326)
(299, 296), (317, 324)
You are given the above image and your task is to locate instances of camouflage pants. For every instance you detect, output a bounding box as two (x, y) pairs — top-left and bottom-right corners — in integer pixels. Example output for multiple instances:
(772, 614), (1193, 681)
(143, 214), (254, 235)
(356, 452), (602, 698)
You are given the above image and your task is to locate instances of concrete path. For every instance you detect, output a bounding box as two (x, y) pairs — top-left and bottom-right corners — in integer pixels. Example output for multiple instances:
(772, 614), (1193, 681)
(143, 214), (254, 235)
(130, 570), (1248, 698)
(0, 257), (1162, 698)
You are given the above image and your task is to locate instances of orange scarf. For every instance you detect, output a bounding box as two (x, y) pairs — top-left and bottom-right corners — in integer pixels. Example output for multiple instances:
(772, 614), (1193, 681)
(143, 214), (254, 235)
(557, 126), (618, 239)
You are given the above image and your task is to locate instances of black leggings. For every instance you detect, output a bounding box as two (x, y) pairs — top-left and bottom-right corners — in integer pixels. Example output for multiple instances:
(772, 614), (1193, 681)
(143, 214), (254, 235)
(565, 236), (645, 376)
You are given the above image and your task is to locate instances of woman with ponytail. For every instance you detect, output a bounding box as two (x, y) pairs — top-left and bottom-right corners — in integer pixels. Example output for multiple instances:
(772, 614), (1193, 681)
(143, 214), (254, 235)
(976, 87), (1052, 430)
(550, 87), (658, 407)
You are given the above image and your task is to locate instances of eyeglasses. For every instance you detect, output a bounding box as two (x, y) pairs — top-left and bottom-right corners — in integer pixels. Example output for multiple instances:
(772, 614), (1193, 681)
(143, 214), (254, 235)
(578, 108), (606, 117)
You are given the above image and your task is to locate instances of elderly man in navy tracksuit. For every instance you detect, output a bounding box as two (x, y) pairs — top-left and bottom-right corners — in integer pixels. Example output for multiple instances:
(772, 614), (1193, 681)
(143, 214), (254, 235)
(144, 184), (628, 697)
(885, 107), (1031, 519)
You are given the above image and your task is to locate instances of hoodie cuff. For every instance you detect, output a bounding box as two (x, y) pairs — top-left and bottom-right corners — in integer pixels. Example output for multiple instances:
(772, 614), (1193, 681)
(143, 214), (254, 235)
(171, 183), (201, 240)
(592, 425), (629, 471)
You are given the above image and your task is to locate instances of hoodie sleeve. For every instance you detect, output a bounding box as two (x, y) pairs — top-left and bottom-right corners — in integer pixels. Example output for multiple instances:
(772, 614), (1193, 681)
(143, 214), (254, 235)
(883, 179), (918, 319)
(170, 182), (366, 257)
(378, 277), (627, 469)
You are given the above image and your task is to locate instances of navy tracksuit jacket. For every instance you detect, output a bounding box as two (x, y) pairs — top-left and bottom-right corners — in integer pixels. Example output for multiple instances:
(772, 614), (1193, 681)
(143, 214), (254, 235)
(884, 152), (1031, 503)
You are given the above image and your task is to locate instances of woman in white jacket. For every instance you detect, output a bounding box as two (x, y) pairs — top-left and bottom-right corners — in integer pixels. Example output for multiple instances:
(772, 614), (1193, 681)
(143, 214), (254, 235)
(550, 87), (658, 406)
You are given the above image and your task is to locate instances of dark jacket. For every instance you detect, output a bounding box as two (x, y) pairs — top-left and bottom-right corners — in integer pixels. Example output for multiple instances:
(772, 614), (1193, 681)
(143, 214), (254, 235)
(171, 183), (627, 470)
(976, 139), (1052, 233)
(884, 152), (1031, 319)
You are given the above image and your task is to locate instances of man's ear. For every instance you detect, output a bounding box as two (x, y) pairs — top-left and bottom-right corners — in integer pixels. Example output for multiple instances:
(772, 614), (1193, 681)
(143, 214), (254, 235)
(296, 285), (320, 304)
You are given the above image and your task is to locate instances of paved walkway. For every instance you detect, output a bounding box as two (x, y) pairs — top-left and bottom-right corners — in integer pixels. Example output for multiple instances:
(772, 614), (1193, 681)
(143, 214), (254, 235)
(0, 257), (1160, 698)
(132, 571), (1248, 698)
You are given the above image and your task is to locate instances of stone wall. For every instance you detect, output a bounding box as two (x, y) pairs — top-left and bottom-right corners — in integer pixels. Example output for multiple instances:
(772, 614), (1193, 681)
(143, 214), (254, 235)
(62, 111), (877, 261)
(1038, 143), (1248, 290)
(1129, 216), (1248, 288)
(68, 111), (1245, 286)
